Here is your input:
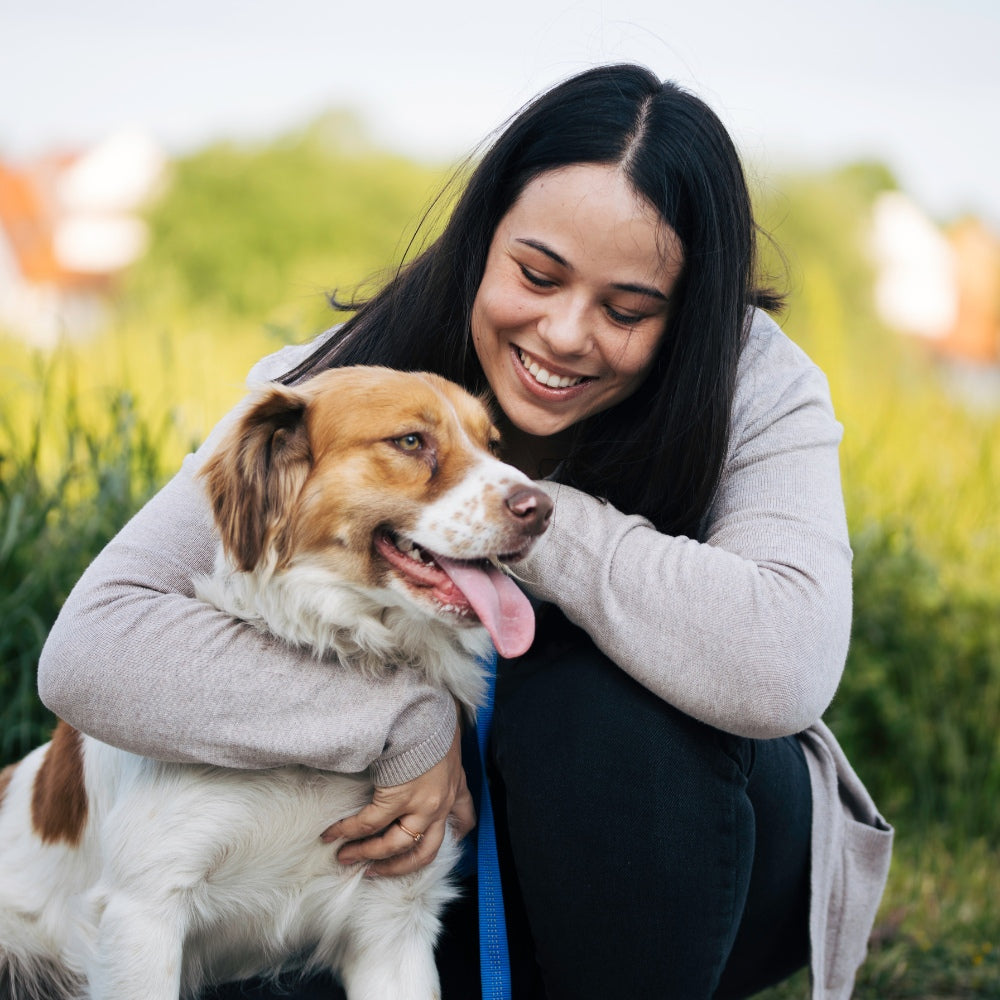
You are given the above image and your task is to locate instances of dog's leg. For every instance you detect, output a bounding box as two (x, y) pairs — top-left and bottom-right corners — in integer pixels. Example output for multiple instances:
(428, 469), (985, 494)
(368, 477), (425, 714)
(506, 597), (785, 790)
(85, 893), (186, 1000)
(337, 858), (458, 1000)
(339, 929), (442, 1000)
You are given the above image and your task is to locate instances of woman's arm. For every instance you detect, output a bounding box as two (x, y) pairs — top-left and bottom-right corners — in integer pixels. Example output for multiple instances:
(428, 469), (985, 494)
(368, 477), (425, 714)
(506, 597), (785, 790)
(37, 335), (457, 787)
(37, 452), (457, 783)
(515, 314), (852, 739)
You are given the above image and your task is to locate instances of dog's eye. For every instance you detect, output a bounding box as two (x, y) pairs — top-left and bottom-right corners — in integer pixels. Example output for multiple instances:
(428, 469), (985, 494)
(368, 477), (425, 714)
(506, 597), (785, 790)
(394, 433), (424, 452)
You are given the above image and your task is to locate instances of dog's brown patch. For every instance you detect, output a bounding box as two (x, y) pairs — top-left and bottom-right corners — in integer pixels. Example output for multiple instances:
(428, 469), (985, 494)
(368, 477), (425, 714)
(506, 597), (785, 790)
(202, 367), (505, 584)
(31, 721), (88, 845)
(0, 762), (16, 809)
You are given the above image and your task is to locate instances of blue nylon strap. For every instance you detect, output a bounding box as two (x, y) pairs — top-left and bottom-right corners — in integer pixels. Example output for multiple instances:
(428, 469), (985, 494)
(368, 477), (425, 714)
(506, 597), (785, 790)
(475, 648), (512, 1000)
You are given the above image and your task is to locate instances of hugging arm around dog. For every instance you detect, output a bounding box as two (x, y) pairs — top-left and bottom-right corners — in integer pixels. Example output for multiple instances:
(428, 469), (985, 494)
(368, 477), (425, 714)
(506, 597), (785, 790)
(37, 65), (892, 998)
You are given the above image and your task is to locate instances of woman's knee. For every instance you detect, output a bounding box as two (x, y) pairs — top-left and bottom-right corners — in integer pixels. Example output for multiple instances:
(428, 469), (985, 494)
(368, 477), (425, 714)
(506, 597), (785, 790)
(493, 617), (753, 812)
(490, 622), (757, 997)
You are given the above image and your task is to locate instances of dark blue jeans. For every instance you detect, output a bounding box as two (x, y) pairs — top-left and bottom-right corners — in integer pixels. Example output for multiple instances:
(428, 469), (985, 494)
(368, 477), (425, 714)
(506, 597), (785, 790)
(207, 611), (812, 999)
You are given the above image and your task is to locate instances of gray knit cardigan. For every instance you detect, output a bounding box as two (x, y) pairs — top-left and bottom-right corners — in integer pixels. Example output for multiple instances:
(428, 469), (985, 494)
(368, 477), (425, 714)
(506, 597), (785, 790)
(38, 310), (892, 998)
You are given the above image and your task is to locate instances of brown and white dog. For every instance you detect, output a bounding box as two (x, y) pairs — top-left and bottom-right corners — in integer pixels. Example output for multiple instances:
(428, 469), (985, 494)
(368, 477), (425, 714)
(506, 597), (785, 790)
(0, 366), (551, 1000)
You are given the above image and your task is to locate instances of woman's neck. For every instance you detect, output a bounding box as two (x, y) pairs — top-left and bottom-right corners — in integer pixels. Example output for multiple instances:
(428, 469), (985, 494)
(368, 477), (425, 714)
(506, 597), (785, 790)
(497, 419), (569, 480)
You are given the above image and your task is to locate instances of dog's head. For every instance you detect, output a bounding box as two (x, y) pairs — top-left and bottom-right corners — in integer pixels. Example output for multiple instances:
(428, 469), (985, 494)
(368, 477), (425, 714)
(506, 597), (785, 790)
(198, 366), (552, 658)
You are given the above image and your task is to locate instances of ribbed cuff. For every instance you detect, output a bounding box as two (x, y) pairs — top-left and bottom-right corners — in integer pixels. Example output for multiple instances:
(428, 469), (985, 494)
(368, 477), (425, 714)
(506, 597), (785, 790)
(369, 698), (458, 787)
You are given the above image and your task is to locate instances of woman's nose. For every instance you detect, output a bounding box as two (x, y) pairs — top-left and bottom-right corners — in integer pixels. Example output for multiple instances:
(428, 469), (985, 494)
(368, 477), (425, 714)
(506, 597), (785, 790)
(537, 297), (593, 356)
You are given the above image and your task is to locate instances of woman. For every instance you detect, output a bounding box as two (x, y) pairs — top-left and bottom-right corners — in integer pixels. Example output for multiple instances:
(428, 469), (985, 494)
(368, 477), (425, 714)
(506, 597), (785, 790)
(38, 64), (892, 998)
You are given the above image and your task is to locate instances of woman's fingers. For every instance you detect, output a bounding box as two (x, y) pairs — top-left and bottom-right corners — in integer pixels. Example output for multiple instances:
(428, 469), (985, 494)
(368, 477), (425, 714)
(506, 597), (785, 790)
(321, 798), (399, 845)
(319, 723), (475, 874)
(332, 815), (431, 865)
(362, 818), (448, 876)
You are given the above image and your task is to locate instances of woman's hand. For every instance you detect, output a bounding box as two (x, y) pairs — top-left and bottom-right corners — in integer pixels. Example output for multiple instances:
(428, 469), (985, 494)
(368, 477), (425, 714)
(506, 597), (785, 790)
(321, 724), (475, 876)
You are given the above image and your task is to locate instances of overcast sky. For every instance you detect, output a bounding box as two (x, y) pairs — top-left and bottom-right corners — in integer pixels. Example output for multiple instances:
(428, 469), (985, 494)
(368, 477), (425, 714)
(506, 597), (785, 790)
(2, 0), (997, 225)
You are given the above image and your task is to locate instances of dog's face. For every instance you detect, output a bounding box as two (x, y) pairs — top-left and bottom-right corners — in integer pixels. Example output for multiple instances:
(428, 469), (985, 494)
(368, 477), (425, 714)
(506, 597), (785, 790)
(199, 366), (552, 657)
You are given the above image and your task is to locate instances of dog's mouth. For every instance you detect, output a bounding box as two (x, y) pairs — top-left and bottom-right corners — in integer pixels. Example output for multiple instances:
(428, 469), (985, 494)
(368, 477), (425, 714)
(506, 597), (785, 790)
(374, 531), (535, 658)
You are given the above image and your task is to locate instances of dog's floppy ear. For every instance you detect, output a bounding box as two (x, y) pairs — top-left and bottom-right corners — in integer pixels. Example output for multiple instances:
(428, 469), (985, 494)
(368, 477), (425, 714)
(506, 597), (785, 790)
(200, 384), (313, 571)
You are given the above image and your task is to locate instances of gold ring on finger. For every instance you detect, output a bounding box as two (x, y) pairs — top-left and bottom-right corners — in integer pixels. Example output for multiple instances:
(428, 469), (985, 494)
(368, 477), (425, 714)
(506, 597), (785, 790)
(397, 820), (424, 845)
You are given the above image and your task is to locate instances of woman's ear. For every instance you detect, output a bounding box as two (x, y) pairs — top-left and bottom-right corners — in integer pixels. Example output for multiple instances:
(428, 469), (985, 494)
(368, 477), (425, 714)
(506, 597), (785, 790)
(199, 384), (313, 572)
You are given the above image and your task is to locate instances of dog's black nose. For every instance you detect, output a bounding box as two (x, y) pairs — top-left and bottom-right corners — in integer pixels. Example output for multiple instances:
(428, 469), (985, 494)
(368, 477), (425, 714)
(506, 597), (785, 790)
(505, 487), (553, 536)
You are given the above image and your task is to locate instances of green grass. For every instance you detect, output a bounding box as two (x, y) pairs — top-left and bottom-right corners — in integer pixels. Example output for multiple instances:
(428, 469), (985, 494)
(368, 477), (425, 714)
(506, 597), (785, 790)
(759, 839), (1000, 999)
(0, 354), (178, 758)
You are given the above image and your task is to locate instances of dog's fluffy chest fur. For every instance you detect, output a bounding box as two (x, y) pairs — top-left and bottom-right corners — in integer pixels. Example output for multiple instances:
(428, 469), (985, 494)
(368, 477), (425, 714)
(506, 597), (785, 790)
(194, 552), (493, 712)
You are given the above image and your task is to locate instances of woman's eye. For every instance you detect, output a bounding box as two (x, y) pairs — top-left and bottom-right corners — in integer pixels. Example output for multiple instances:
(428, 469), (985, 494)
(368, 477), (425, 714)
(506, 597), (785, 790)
(394, 434), (423, 452)
(606, 306), (646, 326)
(519, 265), (556, 289)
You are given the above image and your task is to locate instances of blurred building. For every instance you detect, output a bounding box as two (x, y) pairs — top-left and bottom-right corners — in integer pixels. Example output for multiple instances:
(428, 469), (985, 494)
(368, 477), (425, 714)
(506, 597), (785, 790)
(947, 217), (1000, 366)
(870, 191), (1000, 367)
(0, 132), (164, 347)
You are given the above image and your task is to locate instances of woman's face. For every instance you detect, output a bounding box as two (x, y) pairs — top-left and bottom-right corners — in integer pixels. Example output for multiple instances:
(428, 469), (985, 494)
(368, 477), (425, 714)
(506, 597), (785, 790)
(471, 163), (684, 442)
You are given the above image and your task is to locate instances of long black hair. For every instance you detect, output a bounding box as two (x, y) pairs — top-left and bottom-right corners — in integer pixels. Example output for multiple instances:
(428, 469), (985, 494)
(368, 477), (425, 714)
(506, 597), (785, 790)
(280, 64), (783, 538)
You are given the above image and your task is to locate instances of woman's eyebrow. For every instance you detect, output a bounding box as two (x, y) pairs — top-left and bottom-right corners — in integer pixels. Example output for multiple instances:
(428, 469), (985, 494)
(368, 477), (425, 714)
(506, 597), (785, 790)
(516, 238), (668, 301)
(516, 237), (569, 268)
(612, 281), (668, 301)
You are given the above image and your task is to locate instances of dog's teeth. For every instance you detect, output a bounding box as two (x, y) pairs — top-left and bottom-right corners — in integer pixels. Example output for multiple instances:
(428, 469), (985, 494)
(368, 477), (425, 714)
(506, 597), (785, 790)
(402, 541), (429, 563)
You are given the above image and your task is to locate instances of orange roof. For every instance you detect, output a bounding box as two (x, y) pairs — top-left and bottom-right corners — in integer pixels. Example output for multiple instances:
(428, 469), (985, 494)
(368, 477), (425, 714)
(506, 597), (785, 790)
(939, 218), (1000, 364)
(0, 160), (96, 289)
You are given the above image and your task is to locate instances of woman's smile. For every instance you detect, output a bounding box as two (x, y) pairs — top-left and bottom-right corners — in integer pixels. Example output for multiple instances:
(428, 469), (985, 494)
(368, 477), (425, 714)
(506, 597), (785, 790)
(514, 346), (592, 392)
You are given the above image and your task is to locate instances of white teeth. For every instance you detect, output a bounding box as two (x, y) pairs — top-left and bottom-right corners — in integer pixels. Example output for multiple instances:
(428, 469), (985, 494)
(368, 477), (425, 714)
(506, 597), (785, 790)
(519, 350), (585, 389)
(399, 538), (429, 563)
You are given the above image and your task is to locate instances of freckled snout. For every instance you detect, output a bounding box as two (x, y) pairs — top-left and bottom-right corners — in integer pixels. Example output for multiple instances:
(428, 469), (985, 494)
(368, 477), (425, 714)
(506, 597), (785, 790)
(504, 486), (553, 537)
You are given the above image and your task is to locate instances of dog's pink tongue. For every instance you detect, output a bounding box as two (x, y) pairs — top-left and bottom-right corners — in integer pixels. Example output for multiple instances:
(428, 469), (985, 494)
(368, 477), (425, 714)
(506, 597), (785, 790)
(435, 557), (535, 658)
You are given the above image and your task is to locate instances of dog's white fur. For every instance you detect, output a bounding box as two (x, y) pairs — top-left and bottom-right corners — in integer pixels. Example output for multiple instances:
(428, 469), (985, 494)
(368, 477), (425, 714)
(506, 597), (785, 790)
(0, 367), (551, 1000)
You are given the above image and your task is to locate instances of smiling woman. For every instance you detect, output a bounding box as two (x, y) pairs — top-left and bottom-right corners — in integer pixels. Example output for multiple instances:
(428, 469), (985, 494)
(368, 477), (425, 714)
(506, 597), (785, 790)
(36, 63), (891, 1000)
(284, 65), (782, 539)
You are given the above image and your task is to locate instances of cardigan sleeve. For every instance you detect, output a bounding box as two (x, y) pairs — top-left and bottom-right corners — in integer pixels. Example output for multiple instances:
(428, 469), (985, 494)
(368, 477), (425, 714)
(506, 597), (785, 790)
(37, 334), (456, 786)
(514, 312), (852, 739)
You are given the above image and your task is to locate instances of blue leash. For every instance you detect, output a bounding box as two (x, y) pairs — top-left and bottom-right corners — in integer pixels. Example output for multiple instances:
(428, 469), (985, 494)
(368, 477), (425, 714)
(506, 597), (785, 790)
(474, 648), (512, 1000)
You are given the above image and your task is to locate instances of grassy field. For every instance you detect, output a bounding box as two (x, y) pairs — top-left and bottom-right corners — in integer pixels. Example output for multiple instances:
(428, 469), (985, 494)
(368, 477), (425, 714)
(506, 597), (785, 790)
(2, 125), (998, 996)
(758, 838), (999, 999)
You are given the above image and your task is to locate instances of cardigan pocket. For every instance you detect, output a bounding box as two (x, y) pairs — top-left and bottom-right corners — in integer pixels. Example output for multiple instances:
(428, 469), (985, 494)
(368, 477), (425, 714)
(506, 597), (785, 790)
(824, 809), (894, 992)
